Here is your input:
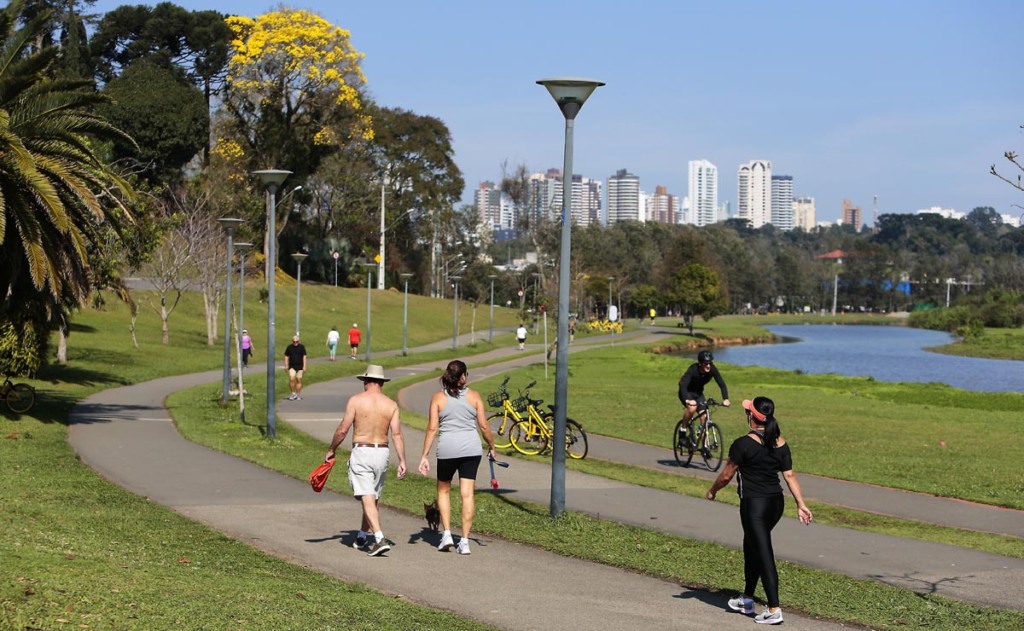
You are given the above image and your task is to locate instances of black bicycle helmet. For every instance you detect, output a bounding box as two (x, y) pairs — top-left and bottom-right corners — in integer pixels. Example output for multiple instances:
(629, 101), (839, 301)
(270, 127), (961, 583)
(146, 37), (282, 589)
(697, 350), (714, 363)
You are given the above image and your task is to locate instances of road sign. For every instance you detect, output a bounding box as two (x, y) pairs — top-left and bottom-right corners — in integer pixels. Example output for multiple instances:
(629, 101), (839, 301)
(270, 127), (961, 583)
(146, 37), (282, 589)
(332, 251), (339, 260)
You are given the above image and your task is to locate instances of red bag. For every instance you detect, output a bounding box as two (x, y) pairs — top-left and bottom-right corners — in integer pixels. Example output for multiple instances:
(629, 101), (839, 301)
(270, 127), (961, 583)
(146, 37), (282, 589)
(309, 459), (335, 492)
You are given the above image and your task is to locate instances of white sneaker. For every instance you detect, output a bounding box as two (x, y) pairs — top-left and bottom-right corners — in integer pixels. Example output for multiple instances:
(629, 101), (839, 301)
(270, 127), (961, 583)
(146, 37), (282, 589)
(457, 539), (471, 555)
(754, 608), (783, 625)
(727, 597), (755, 615)
(437, 533), (454, 551)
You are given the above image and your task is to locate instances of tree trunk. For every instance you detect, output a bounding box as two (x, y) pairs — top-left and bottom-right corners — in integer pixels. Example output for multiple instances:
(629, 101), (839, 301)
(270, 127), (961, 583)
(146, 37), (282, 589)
(56, 327), (67, 365)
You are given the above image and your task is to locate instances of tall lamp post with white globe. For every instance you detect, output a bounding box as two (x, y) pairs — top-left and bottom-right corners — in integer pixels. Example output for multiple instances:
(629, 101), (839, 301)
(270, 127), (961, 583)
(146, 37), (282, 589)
(537, 77), (603, 517)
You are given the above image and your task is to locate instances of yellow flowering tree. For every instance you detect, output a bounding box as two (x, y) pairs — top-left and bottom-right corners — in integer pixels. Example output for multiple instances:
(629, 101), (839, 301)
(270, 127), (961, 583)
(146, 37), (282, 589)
(214, 8), (372, 273)
(222, 8), (370, 163)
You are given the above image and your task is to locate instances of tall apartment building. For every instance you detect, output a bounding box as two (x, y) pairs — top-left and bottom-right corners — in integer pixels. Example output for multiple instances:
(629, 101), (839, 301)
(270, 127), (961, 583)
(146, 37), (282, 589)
(525, 169), (602, 227)
(737, 160), (772, 228)
(841, 199), (862, 230)
(647, 185), (680, 224)
(688, 159), (719, 226)
(474, 181), (508, 231)
(793, 196), (816, 230)
(770, 175), (794, 231)
(606, 168), (641, 224)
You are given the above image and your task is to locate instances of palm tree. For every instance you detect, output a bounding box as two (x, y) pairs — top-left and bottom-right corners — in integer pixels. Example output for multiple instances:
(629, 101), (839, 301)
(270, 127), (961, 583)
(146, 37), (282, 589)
(0, 0), (135, 361)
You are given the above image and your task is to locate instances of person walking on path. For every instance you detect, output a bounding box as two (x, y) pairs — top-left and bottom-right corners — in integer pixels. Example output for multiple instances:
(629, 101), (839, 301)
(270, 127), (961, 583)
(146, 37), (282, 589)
(706, 396), (813, 625)
(418, 360), (496, 555)
(326, 326), (340, 361)
(326, 365), (407, 556)
(348, 323), (361, 360)
(240, 329), (254, 368)
(516, 324), (527, 350)
(283, 335), (307, 400)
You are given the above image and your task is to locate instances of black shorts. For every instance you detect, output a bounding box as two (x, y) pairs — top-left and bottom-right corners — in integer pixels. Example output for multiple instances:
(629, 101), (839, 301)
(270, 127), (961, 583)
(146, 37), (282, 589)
(436, 455), (482, 483)
(678, 387), (706, 408)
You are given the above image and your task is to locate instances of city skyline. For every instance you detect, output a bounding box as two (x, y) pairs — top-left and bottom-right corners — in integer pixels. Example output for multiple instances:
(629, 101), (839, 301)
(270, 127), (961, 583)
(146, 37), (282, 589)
(89, 0), (1024, 222)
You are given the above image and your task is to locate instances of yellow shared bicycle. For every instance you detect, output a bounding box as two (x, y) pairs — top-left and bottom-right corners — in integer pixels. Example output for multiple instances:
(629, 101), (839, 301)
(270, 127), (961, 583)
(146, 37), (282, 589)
(485, 377), (588, 459)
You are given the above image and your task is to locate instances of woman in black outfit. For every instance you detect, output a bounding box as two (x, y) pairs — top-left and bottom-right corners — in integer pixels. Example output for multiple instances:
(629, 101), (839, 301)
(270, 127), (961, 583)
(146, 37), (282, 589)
(706, 396), (813, 625)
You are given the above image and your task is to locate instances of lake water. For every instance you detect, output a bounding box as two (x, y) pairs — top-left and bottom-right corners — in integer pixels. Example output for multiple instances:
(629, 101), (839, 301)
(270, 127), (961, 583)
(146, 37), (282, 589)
(708, 324), (1023, 393)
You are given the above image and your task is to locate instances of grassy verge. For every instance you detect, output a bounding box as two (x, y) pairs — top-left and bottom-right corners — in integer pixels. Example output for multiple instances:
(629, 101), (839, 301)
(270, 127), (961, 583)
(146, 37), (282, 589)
(1, 287), (518, 630)
(926, 326), (1024, 360)
(458, 343), (1024, 509)
(169, 379), (1024, 631)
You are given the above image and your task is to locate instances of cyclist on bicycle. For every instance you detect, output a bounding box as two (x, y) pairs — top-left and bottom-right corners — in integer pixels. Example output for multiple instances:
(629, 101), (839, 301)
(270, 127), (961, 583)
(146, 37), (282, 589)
(678, 350), (730, 432)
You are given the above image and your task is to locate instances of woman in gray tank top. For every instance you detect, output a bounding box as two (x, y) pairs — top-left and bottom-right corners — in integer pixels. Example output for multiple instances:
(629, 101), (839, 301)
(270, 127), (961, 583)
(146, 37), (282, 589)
(418, 360), (496, 555)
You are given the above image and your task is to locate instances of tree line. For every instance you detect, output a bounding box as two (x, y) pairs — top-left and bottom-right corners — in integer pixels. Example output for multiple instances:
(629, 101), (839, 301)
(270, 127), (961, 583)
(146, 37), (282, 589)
(1, 1), (1020, 375)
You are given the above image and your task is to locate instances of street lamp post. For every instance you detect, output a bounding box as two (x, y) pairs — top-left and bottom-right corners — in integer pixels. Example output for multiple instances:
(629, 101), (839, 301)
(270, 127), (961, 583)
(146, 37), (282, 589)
(607, 276), (615, 319)
(362, 262), (375, 361)
(253, 169), (292, 439)
(291, 252), (308, 336)
(537, 77), (603, 517)
(832, 257), (843, 316)
(531, 272), (540, 335)
(400, 273), (413, 356)
(217, 217), (244, 404)
(332, 250), (339, 287)
(378, 180), (387, 290)
(234, 243), (252, 335)
(488, 274), (497, 344)
(450, 275), (462, 351)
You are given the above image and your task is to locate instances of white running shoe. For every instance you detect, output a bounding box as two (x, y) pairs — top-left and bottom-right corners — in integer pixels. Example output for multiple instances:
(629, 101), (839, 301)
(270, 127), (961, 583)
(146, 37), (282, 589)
(456, 539), (471, 555)
(754, 608), (783, 625)
(727, 597), (755, 615)
(437, 533), (454, 551)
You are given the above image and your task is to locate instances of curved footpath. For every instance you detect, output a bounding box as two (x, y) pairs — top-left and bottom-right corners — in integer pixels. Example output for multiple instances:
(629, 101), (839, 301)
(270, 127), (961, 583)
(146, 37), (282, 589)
(69, 331), (1024, 631)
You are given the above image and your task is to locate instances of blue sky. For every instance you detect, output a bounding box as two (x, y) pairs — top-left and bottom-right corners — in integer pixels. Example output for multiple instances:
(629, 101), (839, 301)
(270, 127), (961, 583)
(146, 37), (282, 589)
(89, 0), (1024, 223)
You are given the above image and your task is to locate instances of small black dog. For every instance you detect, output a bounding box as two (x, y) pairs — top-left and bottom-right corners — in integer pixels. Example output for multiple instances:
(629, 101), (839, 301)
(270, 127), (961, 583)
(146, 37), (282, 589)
(423, 501), (440, 532)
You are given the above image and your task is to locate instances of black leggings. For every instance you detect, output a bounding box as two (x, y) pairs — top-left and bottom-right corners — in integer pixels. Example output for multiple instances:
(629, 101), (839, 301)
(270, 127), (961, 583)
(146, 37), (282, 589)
(740, 495), (785, 607)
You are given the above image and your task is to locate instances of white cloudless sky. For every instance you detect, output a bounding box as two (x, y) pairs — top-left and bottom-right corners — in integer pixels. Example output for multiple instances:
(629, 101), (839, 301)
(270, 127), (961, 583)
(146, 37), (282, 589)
(88, 0), (1024, 223)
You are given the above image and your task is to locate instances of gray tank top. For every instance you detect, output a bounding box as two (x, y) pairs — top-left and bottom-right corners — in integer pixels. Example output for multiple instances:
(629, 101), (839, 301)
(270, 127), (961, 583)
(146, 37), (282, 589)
(436, 388), (483, 460)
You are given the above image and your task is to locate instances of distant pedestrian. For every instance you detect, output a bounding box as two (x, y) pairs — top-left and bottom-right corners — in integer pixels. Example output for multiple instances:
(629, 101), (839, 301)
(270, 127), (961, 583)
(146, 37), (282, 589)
(283, 335), (307, 400)
(326, 365), (407, 556)
(649, 307), (657, 325)
(706, 396), (813, 625)
(569, 319), (576, 343)
(348, 323), (361, 360)
(516, 324), (527, 350)
(240, 329), (254, 368)
(326, 326), (340, 361)
(418, 360), (495, 555)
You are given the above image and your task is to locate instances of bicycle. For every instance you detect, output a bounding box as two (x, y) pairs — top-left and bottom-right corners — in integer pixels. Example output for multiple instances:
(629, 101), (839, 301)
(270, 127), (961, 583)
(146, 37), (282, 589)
(1, 373), (36, 414)
(673, 397), (724, 471)
(508, 381), (588, 460)
(485, 376), (519, 449)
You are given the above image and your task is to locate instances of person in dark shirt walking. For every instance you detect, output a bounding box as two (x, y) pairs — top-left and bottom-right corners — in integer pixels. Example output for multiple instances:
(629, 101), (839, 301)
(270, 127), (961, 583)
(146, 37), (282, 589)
(283, 335), (307, 400)
(706, 396), (813, 625)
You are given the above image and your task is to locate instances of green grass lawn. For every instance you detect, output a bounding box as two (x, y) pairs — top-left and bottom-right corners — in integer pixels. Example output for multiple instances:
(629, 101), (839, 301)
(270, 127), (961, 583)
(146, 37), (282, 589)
(2, 294), (1020, 630)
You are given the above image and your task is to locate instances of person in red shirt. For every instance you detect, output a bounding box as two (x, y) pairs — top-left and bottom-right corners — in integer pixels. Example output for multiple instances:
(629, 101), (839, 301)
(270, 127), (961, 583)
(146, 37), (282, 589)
(348, 323), (361, 360)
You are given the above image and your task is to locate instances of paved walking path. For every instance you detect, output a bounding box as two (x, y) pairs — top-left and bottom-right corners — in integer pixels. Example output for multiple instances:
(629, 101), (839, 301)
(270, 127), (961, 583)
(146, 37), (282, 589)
(68, 330), (1024, 631)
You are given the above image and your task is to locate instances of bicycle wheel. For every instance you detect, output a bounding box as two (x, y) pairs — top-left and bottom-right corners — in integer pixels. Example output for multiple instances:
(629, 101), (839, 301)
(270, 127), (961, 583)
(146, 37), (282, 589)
(701, 423), (724, 471)
(509, 419), (547, 456)
(673, 419), (693, 467)
(6, 383), (35, 413)
(564, 419), (588, 460)
(487, 412), (513, 449)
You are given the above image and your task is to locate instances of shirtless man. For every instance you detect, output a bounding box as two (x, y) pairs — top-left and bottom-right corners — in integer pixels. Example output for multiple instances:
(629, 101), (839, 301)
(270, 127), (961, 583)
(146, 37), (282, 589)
(325, 365), (407, 556)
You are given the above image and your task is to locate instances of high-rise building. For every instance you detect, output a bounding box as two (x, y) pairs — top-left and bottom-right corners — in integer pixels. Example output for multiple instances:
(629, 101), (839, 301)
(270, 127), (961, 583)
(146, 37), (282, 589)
(475, 181), (506, 231)
(737, 160), (772, 228)
(688, 159), (718, 226)
(770, 175), (794, 231)
(793, 196), (816, 230)
(842, 199), (862, 230)
(606, 168), (641, 224)
(647, 185), (680, 224)
(524, 169), (602, 227)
